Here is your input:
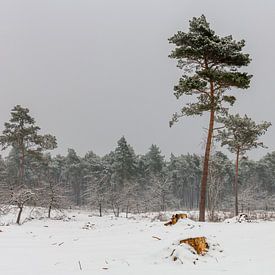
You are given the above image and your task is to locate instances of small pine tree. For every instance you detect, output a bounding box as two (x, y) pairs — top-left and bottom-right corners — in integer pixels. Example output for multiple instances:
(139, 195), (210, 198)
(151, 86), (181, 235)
(216, 114), (271, 215)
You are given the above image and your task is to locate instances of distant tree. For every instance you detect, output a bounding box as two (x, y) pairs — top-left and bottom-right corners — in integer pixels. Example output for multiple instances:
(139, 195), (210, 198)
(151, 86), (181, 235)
(112, 136), (136, 185)
(0, 155), (8, 188)
(149, 174), (174, 212)
(168, 153), (201, 209)
(84, 174), (109, 217)
(5, 148), (20, 186)
(64, 149), (83, 205)
(113, 137), (139, 215)
(135, 155), (148, 187)
(0, 105), (57, 186)
(207, 151), (233, 220)
(144, 145), (165, 176)
(134, 155), (150, 212)
(168, 15), (252, 221)
(51, 154), (67, 185)
(0, 155), (10, 215)
(36, 154), (69, 218)
(216, 114), (271, 215)
(257, 152), (275, 193)
(82, 153), (111, 217)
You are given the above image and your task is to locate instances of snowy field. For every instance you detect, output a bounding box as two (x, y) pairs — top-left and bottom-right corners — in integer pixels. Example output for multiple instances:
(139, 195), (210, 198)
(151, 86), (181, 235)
(0, 208), (275, 275)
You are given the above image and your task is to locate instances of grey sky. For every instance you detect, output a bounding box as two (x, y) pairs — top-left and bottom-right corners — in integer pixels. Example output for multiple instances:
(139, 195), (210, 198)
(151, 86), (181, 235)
(0, 0), (274, 159)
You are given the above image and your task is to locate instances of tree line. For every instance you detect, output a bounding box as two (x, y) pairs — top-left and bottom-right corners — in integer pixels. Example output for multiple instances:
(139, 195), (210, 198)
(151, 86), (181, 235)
(0, 106), (274, 224)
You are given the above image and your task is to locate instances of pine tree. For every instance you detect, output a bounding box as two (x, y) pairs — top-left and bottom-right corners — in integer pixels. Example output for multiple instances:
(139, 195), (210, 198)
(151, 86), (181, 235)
(168, 15), (252, 221)
(113, 136), (136, 186)
(0, 105), (57, 186)
(145, 144), (165, 176)
(216, 114), (271, 215)
(109, 137), (137, 216)
(64, 148), (83, 205)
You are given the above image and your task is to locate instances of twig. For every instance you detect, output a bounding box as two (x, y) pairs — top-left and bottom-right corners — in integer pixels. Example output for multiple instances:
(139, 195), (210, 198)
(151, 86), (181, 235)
(152, 236), (161, 240)
(170, 248), (176, 257)
(78, 261), (82, 271)
(178, 257), (184, 264)
(184, 225), (195, 230)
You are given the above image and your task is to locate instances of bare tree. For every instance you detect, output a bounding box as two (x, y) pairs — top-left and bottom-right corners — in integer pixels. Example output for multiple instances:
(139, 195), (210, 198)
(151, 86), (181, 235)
(207, 152), (233, 221)
(148, 175), (174, 212)
(83, 174), (109, 217)
(39, 181), (69, 218)
(9, 187), (36, 224)
(120, 180), (139, 218)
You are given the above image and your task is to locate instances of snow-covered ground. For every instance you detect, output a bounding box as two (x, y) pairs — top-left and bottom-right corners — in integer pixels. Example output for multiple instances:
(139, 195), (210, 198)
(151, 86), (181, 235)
(0, 208), (275, 275)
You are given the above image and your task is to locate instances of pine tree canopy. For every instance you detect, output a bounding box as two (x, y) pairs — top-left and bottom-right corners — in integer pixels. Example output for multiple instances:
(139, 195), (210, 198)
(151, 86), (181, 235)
(113, 136), (136, 184)
(145, 144), (165, 175)
(169, 15), (252, 125)
(0, 105), (57, 154)
(216, 114), (271, 155)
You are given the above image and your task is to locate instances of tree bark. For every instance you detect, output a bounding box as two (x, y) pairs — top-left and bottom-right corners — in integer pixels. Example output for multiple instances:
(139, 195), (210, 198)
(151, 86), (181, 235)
(99, 203), (102, 217)
(19, 146), (25, 186)
(48, 204), (52, 218)
(199, 82), (215, 222)
(234, 148), (240, 216)
(16, 206), (23, 225)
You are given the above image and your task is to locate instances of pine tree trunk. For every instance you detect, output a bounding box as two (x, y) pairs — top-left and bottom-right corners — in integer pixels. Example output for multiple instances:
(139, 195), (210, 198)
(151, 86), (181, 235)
(48, 204), (52, 218)
(19, 146), (25, 186)
(126, 204), (129, 218)
(99, 203), (102, 217)
(112, 204), (116, 216)
(234, 149), (240, 216)
(199, 83), (215, 222)
(16, 206), (23, 225)
(136, 203), (140, 214)
(75, 182), (81, 206)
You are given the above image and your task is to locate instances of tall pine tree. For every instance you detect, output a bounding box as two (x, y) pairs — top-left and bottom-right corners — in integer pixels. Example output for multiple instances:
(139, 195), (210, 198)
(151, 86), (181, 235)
(169, 15), (252, 221)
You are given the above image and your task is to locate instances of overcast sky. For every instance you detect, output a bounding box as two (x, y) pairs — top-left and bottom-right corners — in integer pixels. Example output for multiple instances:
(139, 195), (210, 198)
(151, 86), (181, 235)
(0, 0), (274, 159)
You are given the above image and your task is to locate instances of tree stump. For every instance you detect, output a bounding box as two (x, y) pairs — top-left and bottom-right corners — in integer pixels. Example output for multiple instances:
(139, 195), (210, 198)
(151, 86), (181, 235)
(180, 237), (209, 255)
(164, 213), (188, 226)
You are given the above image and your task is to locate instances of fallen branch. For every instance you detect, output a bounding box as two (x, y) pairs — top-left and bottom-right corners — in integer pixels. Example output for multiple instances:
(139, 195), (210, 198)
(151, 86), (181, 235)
(78, 261), (82, 271)
(170, 248), (176, 257)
